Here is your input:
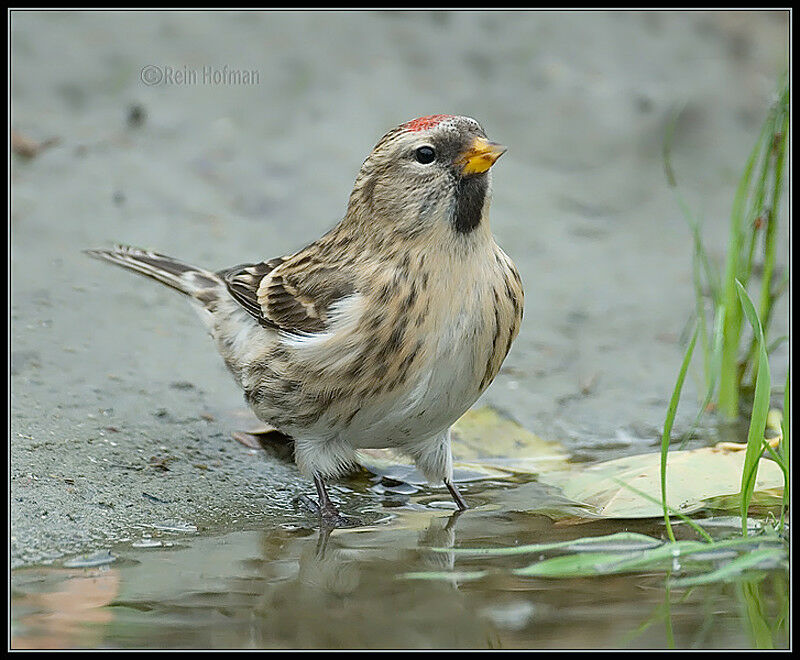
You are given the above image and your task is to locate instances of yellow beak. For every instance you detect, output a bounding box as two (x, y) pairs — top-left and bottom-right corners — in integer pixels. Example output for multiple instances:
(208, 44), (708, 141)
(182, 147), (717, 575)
(458, 137), (507, 175)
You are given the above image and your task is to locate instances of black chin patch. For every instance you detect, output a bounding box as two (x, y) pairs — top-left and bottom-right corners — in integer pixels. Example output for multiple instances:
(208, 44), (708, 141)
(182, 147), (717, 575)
(453, 174), (488, 234)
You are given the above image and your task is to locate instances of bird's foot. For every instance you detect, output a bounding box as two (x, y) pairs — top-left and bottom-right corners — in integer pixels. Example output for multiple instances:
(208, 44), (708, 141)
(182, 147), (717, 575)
(293, 493), (359, 528)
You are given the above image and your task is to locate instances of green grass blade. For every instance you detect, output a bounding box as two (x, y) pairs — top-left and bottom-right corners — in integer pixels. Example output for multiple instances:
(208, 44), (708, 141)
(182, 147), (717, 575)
(762, 439), (787, 473)
(766, 335), (788, 355)
(610, 477), (713, 542)
(757, 83), (789, 331)
(670, 547), (786, 588)
(662, 105), (721, 304)
(735, 280), (772, 535)
(617, 588), (694, 648)
(664, 582), (676, 649)
(513, 536), (781, 578)
(661, 324), (699, 542)
(718, 121), (771, 418)
(679, 306), (725, 450)
(431, 532), (662, 557)
(399, 569), (488, 582)
(761, 438), (788, 512)
(693, 249), (711, 391)
(739, 578), (776, 649)
(511, 542), (699, 578)
(741, 119), (775, 285)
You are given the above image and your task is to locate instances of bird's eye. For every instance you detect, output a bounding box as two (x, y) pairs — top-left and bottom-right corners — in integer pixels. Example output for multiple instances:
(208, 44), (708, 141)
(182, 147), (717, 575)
(415, 146), (436, 164)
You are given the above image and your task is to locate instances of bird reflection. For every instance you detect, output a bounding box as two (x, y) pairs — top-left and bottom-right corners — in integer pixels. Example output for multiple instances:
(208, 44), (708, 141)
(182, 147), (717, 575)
(246, 510), (497, 648)
(416, 510), (463, 573)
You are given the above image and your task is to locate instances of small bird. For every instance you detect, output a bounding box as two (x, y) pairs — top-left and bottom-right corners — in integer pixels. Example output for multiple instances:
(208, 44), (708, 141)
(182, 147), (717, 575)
(87, 114), (523, 524)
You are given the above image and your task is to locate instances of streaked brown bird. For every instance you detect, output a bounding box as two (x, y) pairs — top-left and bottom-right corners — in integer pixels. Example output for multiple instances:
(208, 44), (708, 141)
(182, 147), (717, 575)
(87, 114), (523, 524)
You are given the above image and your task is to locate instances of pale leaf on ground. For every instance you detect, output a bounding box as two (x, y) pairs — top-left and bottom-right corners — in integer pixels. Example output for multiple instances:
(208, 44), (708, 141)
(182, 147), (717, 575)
(356, 406), (569, 485)
(545, 445), (784, 518)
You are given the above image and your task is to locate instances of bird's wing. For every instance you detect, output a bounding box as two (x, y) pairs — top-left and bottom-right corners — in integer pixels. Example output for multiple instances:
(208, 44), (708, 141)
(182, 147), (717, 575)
(218, 258), (285, 325)
(219, 256), (356, 335)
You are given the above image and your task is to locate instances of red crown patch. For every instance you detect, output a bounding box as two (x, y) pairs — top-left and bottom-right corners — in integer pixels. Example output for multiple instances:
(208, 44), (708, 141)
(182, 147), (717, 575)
(402, 114), (453, 132)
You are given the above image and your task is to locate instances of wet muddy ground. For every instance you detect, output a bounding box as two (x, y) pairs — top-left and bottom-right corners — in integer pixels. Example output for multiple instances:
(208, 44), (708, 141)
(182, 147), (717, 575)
(11, 484), (789, 649)
(11, 10), (789, 649)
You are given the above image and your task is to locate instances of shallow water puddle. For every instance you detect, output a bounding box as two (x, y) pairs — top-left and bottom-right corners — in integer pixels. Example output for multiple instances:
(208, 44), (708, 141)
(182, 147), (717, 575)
(11, 478), (788, 649)
(10, 410), (788, 649)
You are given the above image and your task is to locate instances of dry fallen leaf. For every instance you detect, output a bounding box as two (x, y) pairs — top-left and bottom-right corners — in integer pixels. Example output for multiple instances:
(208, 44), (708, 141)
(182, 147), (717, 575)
(545, 445), (784, 518)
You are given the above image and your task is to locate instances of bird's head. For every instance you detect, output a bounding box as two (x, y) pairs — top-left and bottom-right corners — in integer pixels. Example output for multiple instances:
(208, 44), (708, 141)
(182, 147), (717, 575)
(347, 115), (506, 239)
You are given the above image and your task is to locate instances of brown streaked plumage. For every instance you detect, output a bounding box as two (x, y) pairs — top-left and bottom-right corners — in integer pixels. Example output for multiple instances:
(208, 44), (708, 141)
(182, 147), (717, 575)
(86, 114), (523, 524)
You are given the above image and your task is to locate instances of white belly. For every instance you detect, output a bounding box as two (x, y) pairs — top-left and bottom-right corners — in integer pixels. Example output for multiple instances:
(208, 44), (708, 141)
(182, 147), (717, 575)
(342, 304), (488, 450)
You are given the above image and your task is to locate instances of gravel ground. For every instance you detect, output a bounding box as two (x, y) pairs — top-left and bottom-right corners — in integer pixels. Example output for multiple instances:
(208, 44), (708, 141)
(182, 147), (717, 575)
(10, 10), (789, 567)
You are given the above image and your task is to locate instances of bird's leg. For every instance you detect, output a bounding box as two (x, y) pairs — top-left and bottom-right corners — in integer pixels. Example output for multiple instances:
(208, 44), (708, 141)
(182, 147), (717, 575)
(293, 474), (358, 527)
(445, 480), (468, 511)
(310, 473), (353, 528)
(313, 473), (338, 517)
(413, 429), (468, 512)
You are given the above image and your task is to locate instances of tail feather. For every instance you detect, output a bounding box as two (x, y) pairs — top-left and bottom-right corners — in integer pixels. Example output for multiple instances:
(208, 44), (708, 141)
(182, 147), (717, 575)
(85, 245), (221, 299)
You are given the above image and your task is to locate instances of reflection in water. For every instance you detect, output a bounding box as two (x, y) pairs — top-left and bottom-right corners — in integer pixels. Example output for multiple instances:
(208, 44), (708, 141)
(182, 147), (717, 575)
(244, 512), (499, 648)
(12, 567), (120, 649)
(10, 488), (789, 649)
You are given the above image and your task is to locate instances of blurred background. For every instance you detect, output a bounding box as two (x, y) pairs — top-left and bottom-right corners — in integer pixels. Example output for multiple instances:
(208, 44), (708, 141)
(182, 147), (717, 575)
(11, 11), (789, 567)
